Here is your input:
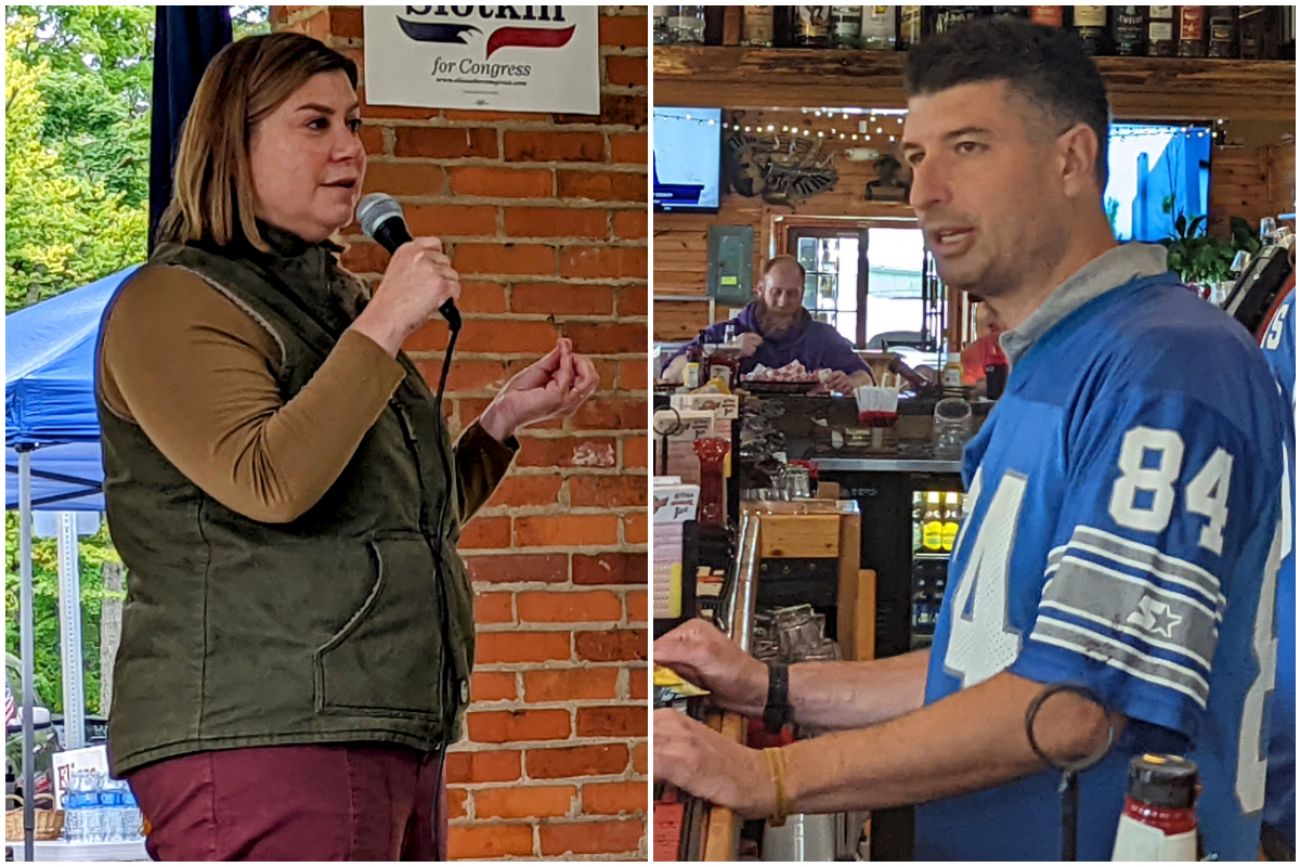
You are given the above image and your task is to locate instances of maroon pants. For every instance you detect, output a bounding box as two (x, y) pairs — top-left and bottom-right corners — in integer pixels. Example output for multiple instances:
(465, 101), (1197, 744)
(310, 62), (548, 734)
(126, 744), (447, 861)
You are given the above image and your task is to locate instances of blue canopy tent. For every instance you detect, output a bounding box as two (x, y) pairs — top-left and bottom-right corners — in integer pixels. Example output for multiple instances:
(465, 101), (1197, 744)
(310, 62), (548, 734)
(6, 266), (139, 510)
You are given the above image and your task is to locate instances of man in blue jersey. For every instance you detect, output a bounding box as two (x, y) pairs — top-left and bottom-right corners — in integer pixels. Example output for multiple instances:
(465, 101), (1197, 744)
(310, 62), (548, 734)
(653, 18), (1289, 861)
(1259, 281), (1295, 861)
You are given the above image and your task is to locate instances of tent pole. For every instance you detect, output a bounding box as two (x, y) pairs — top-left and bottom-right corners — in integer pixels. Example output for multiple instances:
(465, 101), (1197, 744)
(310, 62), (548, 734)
(18, 448), (36, 861)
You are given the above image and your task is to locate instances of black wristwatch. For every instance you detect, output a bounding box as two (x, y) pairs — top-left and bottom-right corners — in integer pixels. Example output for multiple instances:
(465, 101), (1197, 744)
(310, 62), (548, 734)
(763, 662), (791, 731)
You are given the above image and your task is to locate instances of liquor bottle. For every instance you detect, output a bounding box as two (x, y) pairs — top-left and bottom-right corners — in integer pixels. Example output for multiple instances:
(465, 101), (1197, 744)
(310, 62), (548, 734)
(897, 5), (925, 48)
(1206, 6), (1238, 57)
(742, 6), (775, 46)
(830, 6), (863, 48)
(1028, 6), (1066, 27)
(991, 7), (1030, 18)
(704, 6), (727, 44)
(1237, 7), (1277, 59)
(941, 492), (961, 552)
(774, 5), (797, 46)
(653, 6), (671, 44)
(922, 492), (944, 552)
(1111, 6), (1148, 55)
(1147, 5), (1175, 55)
(1177, 6), (1206, 57)
(1283, 5), (1296, 60)
(795, 6), (831, 47)
(933, 6), (984, 34)
(1072, 6), (1111, 54)
(861, 6), (897, 50)
(668, 5), (707, 44)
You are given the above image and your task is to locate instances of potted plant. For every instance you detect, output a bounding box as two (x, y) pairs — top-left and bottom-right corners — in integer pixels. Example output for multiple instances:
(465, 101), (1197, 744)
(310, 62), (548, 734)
(1162, 215), (1262, 299)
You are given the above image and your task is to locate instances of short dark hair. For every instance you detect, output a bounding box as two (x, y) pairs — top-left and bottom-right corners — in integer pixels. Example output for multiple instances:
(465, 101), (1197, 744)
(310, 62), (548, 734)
(763, 255), (806, 281)
(904, 17), (1111, 189)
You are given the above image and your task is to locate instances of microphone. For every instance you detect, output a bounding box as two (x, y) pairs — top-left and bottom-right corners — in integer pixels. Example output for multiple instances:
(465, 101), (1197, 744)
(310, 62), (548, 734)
(356, 192), (461, 331)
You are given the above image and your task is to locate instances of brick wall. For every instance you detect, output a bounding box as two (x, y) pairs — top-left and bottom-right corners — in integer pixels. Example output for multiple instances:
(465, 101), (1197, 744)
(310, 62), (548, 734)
(272, 6), (648, 859)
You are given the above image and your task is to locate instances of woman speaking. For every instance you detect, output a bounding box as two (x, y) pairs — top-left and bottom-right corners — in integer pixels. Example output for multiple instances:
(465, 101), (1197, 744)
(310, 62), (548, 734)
(96, 32), (597, 859)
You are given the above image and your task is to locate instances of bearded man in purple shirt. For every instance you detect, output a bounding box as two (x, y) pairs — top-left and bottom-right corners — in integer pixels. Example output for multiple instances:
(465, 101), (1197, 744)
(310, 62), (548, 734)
(662, 255), (875, 391)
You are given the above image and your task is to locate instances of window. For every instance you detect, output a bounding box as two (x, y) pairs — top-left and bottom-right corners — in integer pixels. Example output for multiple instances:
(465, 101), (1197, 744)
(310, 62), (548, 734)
(791, 231), (862, 345)
(784, 224), (944, 363)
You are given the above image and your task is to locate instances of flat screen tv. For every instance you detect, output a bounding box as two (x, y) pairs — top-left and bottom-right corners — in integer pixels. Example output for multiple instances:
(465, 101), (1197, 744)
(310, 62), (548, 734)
(1105, 122), (1212, 243)
(653, 107), (722, 213)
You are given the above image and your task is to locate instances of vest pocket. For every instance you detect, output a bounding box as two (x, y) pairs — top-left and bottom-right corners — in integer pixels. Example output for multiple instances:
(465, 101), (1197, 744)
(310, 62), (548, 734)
(313, 537), (444, 718)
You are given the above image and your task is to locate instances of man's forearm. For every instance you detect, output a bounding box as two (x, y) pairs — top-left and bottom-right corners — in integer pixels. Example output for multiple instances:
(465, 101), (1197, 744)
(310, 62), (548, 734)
(788, 649), (930, 730)
(782, 671), (1122, 815)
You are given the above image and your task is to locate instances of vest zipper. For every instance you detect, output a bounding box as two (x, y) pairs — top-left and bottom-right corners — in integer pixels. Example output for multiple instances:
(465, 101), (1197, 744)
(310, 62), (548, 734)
(390, 398), (431, 529)
(389, 396), (456, 732)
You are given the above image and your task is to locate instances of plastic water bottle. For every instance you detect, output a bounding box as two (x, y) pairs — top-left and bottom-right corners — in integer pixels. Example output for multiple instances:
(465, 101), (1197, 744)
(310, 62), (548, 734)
(60, 770), (77, 842)
(80, 771), (102, 843)
(119, 782), (142, 840)
(63, 769), (89, 842)
(99, 777), (125, 842)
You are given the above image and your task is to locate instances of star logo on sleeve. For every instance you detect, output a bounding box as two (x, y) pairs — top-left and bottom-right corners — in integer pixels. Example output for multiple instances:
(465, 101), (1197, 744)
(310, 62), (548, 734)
(1126, 595), (1184, 639)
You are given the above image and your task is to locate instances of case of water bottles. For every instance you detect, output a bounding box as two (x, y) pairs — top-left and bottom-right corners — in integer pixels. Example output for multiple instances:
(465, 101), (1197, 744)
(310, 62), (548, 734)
(60, 769), (143, 844)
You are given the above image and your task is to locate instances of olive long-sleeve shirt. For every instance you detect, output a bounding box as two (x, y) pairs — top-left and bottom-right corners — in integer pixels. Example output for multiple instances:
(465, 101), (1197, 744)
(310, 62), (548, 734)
(98, 265), (515, 525)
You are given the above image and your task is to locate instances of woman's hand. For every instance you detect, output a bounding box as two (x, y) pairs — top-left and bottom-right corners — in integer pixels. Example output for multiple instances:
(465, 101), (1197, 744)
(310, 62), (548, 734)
(479, 338), (599, 442)
(351, 237), (461, 355)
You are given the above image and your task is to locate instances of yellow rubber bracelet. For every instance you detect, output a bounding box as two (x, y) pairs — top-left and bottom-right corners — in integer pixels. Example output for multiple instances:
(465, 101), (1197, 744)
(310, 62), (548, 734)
(764, 747), (790, 827)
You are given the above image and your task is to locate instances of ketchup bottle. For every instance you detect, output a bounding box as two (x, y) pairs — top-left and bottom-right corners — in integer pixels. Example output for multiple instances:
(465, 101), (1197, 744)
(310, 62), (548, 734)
(1111, 754), (1198, 861)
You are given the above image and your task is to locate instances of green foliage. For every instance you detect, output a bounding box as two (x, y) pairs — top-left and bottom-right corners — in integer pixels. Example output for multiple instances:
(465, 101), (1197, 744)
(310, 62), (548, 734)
(1162, 214), (1264, 287)
(5, 514), (123, 714)
(10, 5), (154, 206)
(5, 3), (270, 710)
(5, 9), (148, 312)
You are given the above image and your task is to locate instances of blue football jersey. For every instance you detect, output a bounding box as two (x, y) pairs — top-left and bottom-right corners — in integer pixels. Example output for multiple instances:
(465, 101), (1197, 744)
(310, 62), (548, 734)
(915, 275), (1290, 861)
(1259, 286), (1296, 850)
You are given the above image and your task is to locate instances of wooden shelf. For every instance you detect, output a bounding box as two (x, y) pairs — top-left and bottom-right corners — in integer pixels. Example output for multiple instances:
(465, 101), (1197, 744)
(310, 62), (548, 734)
(654, 46), (1296, 122)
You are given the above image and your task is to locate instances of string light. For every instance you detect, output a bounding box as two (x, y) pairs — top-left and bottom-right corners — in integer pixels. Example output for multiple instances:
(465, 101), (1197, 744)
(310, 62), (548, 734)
(669, 108), (1223, 154)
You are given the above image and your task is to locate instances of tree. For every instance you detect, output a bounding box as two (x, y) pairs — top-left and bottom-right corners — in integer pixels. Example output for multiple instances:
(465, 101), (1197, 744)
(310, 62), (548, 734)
(9, 5), (154, 207)
(5, 4), (270, 711)
(5, 14), (147, 311)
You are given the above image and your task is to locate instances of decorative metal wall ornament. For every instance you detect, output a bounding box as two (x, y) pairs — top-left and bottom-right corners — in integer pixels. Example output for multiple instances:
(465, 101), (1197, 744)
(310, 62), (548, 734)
(725, 128), (839, 209)
(865, 153), (911, 202)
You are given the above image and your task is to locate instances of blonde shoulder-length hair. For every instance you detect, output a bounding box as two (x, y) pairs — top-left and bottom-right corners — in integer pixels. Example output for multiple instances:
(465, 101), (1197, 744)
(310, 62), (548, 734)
(156, 32), (358, 252)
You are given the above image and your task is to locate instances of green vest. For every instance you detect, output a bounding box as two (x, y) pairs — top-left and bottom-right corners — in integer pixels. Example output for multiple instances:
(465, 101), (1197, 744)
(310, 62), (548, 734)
(99, 231), (475, 776)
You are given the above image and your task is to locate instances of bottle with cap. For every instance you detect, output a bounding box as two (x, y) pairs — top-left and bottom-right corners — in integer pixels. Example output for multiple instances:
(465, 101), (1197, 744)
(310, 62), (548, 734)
(1111, 753), (1199, 861)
